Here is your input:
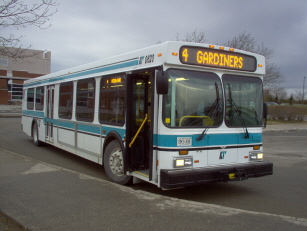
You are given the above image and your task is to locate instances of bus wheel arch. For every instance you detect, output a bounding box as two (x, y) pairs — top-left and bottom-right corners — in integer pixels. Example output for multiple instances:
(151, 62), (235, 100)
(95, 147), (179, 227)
(103, 132), (132, 185)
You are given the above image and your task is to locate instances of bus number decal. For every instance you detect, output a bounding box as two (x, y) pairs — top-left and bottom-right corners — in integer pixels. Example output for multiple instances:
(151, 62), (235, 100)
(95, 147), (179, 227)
(177, 137), (192, 147)
(145, 54), (154, 63)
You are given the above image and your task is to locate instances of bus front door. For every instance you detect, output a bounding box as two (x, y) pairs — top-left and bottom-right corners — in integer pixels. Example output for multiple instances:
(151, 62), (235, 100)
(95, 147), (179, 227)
(126, 74), (150, 172)
(46, 85), (54, 143)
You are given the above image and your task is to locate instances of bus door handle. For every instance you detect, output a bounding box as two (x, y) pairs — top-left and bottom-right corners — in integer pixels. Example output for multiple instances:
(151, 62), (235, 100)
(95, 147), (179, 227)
(129, 114), (148, 148)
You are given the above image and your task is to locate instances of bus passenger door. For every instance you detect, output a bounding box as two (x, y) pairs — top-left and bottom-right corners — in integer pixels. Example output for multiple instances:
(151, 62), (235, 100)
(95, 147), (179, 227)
(126, 74), (150, 172)
(46, 85), (54, 143)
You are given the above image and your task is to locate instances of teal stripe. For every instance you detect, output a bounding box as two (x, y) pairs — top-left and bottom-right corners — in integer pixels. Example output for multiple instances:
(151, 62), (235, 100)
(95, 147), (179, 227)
(154, 133), (262, 148)
(77, 124), (100, 134)
(102, 126), (125, 138)
(58, 120), (75, 129)
(25, 59), (139, 88)
(22, 110), (44, 118)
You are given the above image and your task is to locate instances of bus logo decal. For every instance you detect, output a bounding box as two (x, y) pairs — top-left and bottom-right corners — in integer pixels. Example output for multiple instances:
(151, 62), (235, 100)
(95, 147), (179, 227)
(139, 56), (144, 64)
(219, 151), (227, 159)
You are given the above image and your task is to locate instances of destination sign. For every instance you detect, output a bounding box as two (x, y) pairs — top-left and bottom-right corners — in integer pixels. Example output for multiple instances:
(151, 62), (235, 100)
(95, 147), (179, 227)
(179, 46), (257, 72)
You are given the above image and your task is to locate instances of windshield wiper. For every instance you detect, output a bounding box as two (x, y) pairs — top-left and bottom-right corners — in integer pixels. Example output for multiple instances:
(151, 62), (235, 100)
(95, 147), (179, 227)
(227, 83), (249, 139)
(196, 82), (221, 141)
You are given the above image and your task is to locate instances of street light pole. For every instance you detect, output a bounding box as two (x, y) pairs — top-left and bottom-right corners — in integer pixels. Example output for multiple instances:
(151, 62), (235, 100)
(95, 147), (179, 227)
(303, 77), (306, 104)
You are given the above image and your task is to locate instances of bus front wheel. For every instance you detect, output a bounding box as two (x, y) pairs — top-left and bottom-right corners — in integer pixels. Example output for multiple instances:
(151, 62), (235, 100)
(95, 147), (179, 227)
(104, 140), (132, 185)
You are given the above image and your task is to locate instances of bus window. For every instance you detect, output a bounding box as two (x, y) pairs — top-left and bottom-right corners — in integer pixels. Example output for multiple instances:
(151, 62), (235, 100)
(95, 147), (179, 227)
(99, 75), (125, 125)
(27, 88), (34, 110)
(76, 78), (95, 122)
(35, 87), (44, 111)
(163, 69), (223, 127)
(223, 75), (262, 127)
(59, 82), (73, 119)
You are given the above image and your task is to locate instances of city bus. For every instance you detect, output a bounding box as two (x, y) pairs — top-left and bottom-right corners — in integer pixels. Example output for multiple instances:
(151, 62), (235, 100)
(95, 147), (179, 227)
(21, 41), (273, 189)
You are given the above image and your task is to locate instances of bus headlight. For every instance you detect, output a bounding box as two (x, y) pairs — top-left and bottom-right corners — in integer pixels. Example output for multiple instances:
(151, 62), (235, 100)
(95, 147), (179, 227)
(249, 151), (264, 161)
(173, 157), (193, 168)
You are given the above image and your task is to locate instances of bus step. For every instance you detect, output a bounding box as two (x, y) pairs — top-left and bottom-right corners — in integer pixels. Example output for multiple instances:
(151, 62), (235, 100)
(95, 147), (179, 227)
(131, 170), (149, 181)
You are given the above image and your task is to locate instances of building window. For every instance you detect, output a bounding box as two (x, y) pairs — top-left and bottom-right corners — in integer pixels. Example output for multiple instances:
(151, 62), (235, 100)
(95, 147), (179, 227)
(0, 59), (8, 66)
(27, 88), (34, 110)
(76, 78), (95, 122)
(35, 87), (44, 111)
(99, 75), (125, 125)
(8, 83), (23, 100)
(59, 82), (73, 119)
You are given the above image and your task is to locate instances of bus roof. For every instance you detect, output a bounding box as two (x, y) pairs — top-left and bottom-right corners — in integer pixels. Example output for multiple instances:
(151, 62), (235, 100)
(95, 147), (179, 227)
(24, 41), (265, 88)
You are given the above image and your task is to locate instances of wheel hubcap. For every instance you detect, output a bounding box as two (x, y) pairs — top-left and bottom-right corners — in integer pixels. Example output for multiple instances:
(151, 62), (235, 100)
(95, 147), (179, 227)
(109, 149), (124, 176)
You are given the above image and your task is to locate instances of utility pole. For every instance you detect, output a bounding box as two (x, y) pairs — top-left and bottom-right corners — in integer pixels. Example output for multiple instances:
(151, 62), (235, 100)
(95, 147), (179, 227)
(303, 77), (306, 104)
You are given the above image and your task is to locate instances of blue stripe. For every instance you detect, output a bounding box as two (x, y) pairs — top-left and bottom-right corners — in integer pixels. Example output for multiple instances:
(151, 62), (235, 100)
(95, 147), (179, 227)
(77, 124), (100, 134)
(154, 133), (262, 148)
(25, 59), (139, 87)
(102, 126), (125, 138)
(22, 110), (44, 118)
(22, 110), (126, 139)
(58, 120), (75, 129)
(22, 110), (261, 147)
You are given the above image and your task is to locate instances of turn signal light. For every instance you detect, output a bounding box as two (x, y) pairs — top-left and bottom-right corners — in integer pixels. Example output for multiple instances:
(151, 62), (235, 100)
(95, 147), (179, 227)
(253, 146), (260, 150)
(179, 150), (188, 155)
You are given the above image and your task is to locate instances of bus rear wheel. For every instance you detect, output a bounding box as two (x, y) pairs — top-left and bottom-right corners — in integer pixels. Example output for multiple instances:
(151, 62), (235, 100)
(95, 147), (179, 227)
(32, 121), (42, 147)
(104, 140), (132, 185)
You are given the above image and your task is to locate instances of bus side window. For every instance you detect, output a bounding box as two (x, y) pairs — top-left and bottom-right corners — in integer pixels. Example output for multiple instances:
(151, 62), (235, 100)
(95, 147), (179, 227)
(59, 82), (73, 119)
(76, 78), (96, 122)
(99, 75), (125, 125)
(27, 88), (34, 110)
(35, 87), (44, 111)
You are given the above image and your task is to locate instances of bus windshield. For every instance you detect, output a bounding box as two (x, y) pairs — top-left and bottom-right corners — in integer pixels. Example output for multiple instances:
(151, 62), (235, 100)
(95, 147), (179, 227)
(223, 74), (263, 127)
(163, 69), (223, 127)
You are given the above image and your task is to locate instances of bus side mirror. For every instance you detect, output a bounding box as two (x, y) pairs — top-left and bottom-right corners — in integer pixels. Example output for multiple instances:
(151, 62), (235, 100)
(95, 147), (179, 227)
(263, 102), (268, 128)
(156, 70), (169, 95)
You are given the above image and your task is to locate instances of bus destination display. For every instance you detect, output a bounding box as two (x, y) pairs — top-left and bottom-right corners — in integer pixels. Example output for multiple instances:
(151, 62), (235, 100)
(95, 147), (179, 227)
(179, 46), (257, 72)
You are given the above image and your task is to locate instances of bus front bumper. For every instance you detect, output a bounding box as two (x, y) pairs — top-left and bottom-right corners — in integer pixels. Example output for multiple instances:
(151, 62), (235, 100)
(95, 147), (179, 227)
(160, 161), (273, 189)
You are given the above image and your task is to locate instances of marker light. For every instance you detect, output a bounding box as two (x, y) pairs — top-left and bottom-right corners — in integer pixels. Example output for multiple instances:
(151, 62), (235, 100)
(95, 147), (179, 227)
(229, 48), (235, 51)
(258, 64), (263, 67)
(172, 52), (178, 56)
(158, 53), (162, 57)
(209, 45), (215, 48)
(219, 46), (225, 50)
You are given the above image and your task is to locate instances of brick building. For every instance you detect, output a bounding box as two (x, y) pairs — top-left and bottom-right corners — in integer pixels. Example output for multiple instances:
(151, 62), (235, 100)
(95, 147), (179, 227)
(0, 47), (51, 104)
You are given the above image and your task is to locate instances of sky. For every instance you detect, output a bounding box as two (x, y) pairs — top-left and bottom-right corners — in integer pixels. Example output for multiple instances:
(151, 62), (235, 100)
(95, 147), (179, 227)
(3, 0), (307, 94)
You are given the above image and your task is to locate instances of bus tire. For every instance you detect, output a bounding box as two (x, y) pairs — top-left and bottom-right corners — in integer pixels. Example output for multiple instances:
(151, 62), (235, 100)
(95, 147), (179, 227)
(32, 121), (42, 147)
(104, 140), (132, 185)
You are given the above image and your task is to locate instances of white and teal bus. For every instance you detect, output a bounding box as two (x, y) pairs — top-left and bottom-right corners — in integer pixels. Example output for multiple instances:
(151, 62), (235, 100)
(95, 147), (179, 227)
(22, 42), (272, 189)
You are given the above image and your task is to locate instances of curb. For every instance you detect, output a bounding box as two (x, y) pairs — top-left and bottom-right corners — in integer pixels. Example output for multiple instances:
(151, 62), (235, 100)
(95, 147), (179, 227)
(0, 211), (30, 231)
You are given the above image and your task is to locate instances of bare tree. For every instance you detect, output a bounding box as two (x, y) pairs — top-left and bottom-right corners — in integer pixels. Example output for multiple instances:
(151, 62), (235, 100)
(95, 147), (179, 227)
(0, 0), (58, 60)
(226, 31), (284, 89)
(180, 30), (207, 43)
(294, 90), (306, 104)
(157, 30), (207, 44)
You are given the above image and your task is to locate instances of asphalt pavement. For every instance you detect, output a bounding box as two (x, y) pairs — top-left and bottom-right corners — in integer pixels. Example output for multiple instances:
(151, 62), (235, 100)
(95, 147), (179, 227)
(1, 105), (307, 230)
